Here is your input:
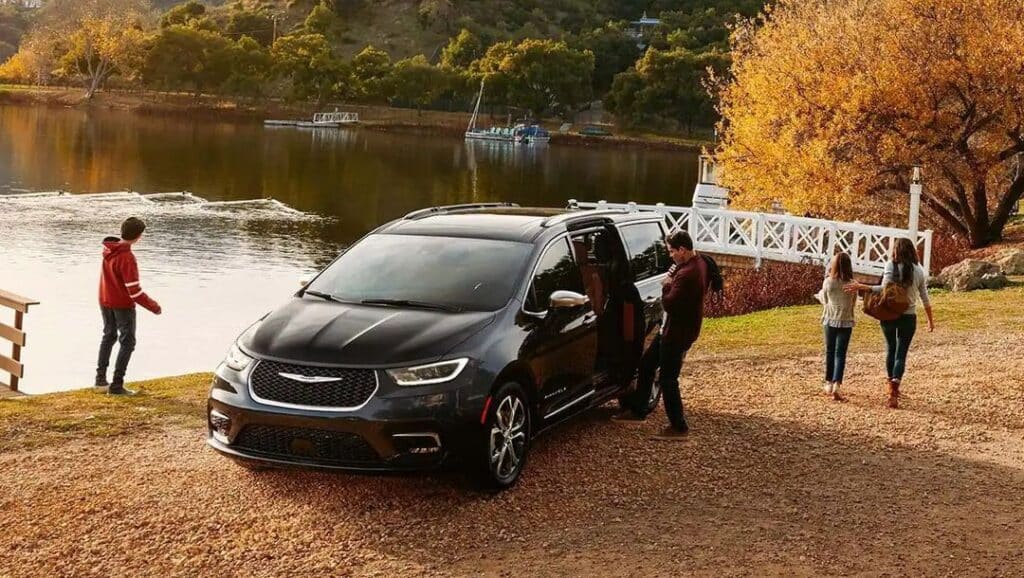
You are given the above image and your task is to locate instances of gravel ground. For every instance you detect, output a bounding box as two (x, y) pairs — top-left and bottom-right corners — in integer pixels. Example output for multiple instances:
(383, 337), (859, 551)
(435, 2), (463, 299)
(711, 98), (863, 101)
(2, 311), (1023, 576)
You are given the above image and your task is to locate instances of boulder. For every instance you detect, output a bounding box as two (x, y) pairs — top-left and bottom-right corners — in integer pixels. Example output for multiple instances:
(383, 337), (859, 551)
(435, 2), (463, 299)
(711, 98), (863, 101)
(993, 248), (1024, 275)
(981, 272), (1010, 290)
(935, 259), (1001, 292)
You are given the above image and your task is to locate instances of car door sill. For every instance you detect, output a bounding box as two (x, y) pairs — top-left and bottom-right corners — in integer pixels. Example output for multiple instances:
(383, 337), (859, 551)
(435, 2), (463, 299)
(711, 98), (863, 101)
(544, 389), (595, 420)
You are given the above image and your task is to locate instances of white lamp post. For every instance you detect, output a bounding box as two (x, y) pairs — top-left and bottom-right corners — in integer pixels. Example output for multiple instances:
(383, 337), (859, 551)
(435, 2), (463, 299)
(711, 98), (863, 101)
(908, 165), (922, 242)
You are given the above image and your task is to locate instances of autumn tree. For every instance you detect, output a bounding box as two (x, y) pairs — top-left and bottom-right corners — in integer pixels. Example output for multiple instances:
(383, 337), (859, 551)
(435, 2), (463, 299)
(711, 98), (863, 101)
(37, 0), (150, 99)
(439, 28), (482, 71)
(715, 0), (1024, 247)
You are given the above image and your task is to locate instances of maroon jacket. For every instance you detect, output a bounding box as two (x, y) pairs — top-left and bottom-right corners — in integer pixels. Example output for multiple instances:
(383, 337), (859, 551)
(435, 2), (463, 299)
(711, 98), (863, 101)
(99, 237), (161, 314)
(661, 254), (708, 350)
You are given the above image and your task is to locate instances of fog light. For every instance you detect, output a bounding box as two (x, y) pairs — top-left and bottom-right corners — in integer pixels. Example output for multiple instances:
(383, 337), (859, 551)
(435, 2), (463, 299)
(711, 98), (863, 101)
(209, 409), (232, 444)
(392, 433), (441, 455)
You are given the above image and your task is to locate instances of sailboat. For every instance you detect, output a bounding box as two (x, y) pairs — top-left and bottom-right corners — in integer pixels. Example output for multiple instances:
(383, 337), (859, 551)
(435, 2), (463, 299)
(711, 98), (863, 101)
(464, 79), (551, 145)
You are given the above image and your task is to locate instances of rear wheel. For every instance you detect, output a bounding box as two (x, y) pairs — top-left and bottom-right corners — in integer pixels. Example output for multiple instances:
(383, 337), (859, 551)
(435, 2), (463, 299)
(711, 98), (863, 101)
(473, 382), (531, 490)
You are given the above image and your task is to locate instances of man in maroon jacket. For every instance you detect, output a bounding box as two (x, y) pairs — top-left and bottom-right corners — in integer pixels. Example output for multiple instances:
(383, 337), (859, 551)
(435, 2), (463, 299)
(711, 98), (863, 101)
(615, 231), (708, 439)
(96, 217), (162, 395)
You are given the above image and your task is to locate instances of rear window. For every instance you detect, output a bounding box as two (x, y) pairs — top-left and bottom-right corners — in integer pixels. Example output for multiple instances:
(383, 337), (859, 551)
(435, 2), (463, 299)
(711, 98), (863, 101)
(620, 222), (670, 281)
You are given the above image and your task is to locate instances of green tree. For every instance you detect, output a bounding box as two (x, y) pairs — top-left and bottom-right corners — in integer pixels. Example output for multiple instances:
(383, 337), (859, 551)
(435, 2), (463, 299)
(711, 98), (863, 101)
(606, 47), (727, 133)
(304, 3), (335, 35)
(572, 23), (640, 95)
(226, 8), (274, 47)
(474, 39), (594, 118)
(439, 28), (483, 70)
(271, 32), (344, 104)
(223, 35), (272, 98)
(351, 44), (392, 102)
(143, 25), (234, 98)
(389, 54), (451, 114)
(159, 1), (207, 29)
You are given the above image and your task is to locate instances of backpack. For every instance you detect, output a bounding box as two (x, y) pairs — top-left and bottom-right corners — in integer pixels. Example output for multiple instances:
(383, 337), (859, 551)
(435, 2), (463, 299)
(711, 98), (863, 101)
(700, 254), (724, 296)
(862, 267), (911, 321)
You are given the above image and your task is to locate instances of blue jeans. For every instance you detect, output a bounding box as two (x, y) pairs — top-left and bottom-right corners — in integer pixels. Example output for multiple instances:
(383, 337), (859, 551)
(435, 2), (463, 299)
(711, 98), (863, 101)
(881, 314), (917, 381)
(823, 325), (852, 383)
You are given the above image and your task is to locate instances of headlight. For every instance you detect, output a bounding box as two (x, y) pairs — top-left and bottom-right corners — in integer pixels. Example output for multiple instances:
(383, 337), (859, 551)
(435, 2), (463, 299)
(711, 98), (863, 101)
(223, 342), (254, 372)
(387, 358), (470, 386)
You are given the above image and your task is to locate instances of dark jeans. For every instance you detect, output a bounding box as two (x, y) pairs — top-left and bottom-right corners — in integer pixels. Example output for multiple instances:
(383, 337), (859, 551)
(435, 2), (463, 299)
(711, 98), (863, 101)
(629, 334), (689, 431)
(881, 314), (917, 381)
(823, 325), (853, 383)
(97, 307), (137, 385)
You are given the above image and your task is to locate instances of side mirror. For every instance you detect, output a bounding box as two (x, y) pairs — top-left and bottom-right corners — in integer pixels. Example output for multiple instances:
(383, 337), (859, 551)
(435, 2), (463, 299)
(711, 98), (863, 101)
(549, 290), (588, 309)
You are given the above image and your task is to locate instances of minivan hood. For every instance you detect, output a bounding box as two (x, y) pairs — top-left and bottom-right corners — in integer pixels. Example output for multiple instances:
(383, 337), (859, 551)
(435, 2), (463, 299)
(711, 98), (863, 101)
(243, 298), (495, 366)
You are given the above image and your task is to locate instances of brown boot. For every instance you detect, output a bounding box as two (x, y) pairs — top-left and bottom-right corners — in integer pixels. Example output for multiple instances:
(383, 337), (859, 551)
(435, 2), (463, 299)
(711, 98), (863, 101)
(887, 379), (900, 409)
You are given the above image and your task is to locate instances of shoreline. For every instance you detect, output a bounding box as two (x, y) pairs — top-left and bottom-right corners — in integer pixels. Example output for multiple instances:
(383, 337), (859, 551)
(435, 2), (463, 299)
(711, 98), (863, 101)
(0, 85), (711, 152)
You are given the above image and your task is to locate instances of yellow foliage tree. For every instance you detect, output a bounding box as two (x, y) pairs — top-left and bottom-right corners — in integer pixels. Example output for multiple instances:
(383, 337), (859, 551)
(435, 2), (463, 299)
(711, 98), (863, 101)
(714, 0), (1024, 247)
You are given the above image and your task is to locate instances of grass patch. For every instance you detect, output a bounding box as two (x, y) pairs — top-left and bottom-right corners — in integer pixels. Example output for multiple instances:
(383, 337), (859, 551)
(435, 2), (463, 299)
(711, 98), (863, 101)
(0, 373), (210, 452)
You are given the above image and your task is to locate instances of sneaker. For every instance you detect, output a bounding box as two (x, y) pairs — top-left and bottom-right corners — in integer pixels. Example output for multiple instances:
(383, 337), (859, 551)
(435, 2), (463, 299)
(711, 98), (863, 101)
(832, 384), (846, 402)
(611, 410), (646, 422)
(107, 385), (137, 396)
(823, 381), (834, 395)
(94, 375), (109, 388)
(652, 425), (689, 440)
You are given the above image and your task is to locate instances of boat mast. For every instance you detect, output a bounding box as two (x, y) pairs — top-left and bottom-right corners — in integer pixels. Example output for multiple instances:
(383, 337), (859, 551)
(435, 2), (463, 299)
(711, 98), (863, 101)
(467, 77), (485, 132)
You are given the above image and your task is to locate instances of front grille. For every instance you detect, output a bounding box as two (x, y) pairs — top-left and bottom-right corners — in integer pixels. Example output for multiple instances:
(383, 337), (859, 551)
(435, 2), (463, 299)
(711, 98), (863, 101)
(233, 424), (381, 465)
(250, 361), (377, 409)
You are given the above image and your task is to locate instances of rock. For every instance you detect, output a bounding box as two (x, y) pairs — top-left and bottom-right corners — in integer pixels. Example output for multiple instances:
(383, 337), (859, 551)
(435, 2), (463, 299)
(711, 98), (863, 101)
(993, 248), (1024, 275)
(935, 259), (1001, 291)
(981, 272), (1010, 290)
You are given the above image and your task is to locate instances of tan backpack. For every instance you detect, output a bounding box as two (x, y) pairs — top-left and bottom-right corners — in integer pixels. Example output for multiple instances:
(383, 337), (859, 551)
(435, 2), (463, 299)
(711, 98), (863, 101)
(862, 280), (910, 321)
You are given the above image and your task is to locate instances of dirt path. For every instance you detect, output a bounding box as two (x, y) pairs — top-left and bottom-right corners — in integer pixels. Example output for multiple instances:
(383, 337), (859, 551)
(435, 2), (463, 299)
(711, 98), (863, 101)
(2, 299), (1023, 576)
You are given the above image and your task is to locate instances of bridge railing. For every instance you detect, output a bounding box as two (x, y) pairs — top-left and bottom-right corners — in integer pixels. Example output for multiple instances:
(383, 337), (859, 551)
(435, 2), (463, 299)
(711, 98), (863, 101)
(569, 200), (932, 277)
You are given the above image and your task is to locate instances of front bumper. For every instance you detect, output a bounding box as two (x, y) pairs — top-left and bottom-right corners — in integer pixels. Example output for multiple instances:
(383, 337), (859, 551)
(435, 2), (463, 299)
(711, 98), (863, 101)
(206, 362), (489, 472)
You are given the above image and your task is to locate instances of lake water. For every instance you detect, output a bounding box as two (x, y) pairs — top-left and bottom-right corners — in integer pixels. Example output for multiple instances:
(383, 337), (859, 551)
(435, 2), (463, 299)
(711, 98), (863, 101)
(0, 104), (698, 393)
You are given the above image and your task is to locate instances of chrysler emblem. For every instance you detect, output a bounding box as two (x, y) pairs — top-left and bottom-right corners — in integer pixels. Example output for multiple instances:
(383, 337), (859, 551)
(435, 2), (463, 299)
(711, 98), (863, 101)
(278, 372), (341, 384)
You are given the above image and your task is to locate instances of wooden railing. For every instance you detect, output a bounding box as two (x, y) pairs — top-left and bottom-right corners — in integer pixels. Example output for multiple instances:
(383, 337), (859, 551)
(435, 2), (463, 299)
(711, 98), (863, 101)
(0, 288), (39, 392)
(569, 200), (934, 276)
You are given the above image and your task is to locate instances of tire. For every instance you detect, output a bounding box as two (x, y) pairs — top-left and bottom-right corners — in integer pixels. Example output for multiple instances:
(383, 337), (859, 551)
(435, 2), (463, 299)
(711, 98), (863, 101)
(473, 382), (531, 490)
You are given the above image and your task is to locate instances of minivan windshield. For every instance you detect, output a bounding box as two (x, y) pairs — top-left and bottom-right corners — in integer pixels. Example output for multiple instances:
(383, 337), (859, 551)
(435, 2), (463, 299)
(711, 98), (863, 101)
(306, 234), (533, 312)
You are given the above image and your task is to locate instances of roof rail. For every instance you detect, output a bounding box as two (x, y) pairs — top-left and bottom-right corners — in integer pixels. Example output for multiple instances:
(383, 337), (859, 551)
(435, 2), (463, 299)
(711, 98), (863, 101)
(540, 208), (630, 228)
(403, 202), (520, 220)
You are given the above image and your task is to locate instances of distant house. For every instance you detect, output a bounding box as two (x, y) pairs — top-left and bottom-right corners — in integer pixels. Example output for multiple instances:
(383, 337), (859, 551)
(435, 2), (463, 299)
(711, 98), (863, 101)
(627, 12), (661, 49)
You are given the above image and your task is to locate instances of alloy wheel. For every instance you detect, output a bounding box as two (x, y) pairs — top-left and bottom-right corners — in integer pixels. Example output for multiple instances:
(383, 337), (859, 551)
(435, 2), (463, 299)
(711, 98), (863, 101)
(489, 394), (527, 482)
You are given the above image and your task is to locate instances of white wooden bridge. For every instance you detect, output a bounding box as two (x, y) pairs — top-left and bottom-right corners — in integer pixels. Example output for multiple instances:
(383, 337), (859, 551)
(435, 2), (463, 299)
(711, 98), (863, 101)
(570, 199), (932, 277)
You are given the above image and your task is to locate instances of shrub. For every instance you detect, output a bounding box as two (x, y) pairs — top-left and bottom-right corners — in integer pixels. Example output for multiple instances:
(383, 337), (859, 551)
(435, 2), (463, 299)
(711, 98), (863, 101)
(704, 261), (823, 318)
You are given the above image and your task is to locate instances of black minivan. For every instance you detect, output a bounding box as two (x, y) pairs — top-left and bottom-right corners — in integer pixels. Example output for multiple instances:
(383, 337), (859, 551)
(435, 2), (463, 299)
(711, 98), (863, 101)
(207, 204), (672, 488)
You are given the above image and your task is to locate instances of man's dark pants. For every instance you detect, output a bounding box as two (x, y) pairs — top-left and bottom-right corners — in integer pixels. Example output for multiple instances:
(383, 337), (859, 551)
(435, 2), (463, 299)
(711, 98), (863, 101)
(627, 333), (689, 431)
(97, 307), (137, 385)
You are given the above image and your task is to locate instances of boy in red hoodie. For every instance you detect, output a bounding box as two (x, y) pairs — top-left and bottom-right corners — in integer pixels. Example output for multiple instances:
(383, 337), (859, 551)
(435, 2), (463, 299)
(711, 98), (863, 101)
(97, 217), (162, 395)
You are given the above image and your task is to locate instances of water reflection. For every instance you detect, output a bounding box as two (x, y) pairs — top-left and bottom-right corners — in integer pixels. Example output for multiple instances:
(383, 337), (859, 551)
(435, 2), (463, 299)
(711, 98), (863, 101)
(0, 104), (697, 393)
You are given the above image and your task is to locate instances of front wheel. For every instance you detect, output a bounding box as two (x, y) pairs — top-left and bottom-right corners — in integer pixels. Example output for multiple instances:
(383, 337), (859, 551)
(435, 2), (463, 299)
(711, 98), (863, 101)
(473, 382), (531, 490)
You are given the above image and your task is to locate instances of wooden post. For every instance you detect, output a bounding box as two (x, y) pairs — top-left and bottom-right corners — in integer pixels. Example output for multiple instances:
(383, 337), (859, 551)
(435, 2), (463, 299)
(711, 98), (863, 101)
(10, 311), (22, 392)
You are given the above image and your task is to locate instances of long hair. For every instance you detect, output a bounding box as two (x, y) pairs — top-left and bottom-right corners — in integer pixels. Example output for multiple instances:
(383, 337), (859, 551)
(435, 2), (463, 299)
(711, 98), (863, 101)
(891, 237), (919, 287)
(829, 252), (853, 282)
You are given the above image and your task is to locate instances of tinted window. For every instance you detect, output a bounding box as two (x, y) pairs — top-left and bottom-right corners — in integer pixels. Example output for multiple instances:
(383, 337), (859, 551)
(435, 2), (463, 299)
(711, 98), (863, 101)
(620, 222), (670, 281)
(307, 234), (532, 312)
(525, 239), (584, 312)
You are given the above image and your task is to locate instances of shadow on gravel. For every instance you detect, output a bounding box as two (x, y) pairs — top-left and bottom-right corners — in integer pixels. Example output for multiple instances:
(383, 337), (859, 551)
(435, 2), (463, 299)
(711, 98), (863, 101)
(219, 403), (1024, 575)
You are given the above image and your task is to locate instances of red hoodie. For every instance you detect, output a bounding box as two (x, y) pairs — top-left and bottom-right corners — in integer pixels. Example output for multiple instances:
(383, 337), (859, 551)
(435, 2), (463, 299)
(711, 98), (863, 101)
(99, 237), (161, 314)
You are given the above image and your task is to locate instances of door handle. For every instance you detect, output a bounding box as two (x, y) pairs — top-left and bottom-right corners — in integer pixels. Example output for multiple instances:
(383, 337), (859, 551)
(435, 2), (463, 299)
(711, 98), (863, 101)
(644, 296), (657, 303)
(583, 312), (598, 325)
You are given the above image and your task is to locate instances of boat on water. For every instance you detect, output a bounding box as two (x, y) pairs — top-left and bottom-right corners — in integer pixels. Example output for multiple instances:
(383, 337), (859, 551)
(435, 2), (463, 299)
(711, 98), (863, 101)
(264, 111), (359, 129)
(464, 80), (550, 145)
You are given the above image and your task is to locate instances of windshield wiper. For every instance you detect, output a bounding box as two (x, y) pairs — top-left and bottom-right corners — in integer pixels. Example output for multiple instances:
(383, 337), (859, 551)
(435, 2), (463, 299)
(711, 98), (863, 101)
(304, 290), (341, 303)
(360, 298), (461, 312)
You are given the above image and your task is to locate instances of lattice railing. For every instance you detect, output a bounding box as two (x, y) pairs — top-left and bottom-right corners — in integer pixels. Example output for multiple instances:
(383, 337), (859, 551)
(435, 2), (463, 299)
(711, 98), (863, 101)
(568, 200), (933, 276)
